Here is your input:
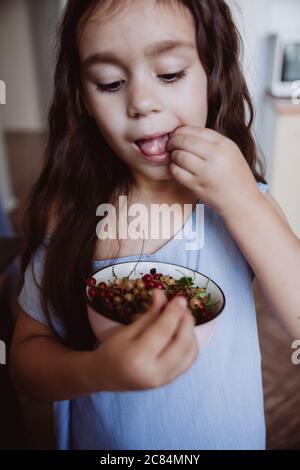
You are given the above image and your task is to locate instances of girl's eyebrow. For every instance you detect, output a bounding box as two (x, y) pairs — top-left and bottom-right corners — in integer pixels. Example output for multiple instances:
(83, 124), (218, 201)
(82, 39), (195, 70)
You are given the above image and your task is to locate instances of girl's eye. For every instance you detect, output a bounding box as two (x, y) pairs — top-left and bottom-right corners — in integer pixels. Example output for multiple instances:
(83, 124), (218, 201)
(95, 70), (187, 95)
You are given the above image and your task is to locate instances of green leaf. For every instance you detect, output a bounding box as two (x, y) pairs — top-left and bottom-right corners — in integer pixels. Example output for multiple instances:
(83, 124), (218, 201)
(195, 292), (206, 299)
(175, 276), (194, 287)
(205, 300), (220, 309)
(196, 291), (208, 299)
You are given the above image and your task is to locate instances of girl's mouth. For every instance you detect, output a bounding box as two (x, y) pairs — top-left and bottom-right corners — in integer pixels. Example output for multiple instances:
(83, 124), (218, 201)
(133, 133), (171, 163)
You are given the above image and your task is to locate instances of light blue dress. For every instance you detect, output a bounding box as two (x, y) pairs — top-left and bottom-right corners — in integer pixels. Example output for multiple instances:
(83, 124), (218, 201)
(17, 182), (269, 450)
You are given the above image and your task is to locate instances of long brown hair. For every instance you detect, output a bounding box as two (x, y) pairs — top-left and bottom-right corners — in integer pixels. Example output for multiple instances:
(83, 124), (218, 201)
(19, 0), (266, 350)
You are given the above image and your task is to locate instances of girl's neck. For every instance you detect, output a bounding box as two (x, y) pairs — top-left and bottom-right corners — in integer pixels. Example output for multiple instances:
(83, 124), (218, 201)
(129, 180), (198, 207)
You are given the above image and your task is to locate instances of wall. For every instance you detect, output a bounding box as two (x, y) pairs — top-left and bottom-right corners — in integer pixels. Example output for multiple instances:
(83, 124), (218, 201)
(0, 0), (61, 211)
(230, 0), (300, 168)
(0, 0), (61, 131)
(0, 0), (42, 131)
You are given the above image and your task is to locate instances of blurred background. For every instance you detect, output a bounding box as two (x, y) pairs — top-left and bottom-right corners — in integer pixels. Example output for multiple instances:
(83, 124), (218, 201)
(0, 0), (300, 450)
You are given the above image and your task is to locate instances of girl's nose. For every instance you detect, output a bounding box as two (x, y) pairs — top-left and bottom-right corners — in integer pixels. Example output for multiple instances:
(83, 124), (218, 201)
(127, 78), (163, 118)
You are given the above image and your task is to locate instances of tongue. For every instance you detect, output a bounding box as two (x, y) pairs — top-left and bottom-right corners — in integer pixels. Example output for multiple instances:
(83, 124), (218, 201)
(136, 134), (169, 156)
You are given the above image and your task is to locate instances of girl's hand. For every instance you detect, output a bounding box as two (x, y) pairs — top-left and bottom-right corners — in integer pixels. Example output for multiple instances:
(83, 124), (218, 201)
(167, 126), (262, 219)
(89, 289), (199, 392)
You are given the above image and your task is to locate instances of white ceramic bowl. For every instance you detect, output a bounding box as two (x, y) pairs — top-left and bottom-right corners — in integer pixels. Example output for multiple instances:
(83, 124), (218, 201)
(86, 261), (225, 351)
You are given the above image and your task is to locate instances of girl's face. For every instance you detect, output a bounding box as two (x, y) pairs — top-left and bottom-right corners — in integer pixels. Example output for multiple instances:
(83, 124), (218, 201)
(79, 0), (208, 188)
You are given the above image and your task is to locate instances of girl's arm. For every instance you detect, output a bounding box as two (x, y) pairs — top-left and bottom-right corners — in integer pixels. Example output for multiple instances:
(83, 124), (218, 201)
(166, 125), (300, 339)
(220, 190), (300, 339)
(10, 309), (102, 401)
(10, 291), (198, 401)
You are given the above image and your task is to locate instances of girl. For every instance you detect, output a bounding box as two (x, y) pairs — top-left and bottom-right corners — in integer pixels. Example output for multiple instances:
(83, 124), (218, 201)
(11, 0), (300, 450)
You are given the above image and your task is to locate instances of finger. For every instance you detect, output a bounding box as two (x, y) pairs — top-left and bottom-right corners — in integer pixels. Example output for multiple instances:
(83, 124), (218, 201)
(165, 334), (199, 383)
(157, 311), (198, 376)
(124, 289), (168, 339)
(169, 162), (196, 188)
(198, 127), (220, 144)
(149, 288), (168, 315)
(158, 308), (195, 360)
(136, 296), (189, 356)
(167, 134), (215, 160)
(170, 149), (204, 175)
(172, 126), (220, 144)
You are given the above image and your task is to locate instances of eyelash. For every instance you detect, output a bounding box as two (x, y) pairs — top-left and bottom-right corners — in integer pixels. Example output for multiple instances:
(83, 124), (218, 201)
(95, 69), (187, 95)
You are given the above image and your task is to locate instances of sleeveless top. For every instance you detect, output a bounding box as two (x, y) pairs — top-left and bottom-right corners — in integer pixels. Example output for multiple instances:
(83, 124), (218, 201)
(17, 181), (268, 450)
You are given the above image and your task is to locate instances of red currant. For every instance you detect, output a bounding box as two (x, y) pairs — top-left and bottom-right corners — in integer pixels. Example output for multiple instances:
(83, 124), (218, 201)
(145, 280), (155, 289)
(86, 277), (96, 286)
(142, 274), (152, 282)
(152, 273), (161, 280)
(88, 287), (98, 298)
(104, 289), (113, 298)
(156, 282), (165, 289)
(97, 282), (107, 289)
